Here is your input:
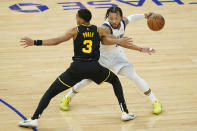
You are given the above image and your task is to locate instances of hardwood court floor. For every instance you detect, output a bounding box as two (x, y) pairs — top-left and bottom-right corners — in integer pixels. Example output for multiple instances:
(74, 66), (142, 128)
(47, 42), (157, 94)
(0, 0), (197, 131)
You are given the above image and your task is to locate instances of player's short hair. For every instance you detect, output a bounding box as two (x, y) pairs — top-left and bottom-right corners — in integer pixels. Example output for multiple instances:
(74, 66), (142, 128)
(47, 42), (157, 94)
(105, 7), (123, 19)
(78, 9), (92, 22)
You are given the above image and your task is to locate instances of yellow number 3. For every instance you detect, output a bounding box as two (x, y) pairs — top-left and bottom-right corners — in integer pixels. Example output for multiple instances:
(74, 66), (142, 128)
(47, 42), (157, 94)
(82, 40), (92, 53)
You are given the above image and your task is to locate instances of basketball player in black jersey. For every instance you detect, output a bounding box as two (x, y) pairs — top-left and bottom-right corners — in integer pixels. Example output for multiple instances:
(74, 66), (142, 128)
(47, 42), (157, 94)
(18, 9), (135, 128)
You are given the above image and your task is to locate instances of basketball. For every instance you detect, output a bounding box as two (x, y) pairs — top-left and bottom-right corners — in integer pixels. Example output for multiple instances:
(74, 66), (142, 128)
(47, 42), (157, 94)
(147, 14), (165, 31)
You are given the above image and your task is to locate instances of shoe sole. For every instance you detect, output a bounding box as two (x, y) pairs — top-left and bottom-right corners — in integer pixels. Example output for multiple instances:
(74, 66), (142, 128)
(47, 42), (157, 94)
(153, 110), (162, 115)
(19, 125), (37, 128)
(60, 105), (69, 111)
(121, 115), (136, 121)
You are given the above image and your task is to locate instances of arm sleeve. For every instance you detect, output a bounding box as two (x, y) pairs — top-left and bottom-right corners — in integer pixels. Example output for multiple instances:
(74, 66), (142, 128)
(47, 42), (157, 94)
(127, 14), (145, 23)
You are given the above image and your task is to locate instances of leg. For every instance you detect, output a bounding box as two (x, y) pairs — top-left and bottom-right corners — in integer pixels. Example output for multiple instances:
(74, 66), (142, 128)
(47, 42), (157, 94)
(60, 79), (92, 111)
(118, 64), (158, 103)
(19, 64), (83, 128)
(89, 61), (135, 120)
(105, 71), (136, 121)
(18, 78), (70, 128)
(105, 71), (128, 113)
(118, 64), (162, 114)
(32, 78), (70, 120)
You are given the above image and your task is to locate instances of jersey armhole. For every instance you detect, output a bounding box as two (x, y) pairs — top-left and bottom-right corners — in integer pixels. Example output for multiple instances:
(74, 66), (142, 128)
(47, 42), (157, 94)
(73, 26), (79, 40)
(102, 23), (113, 34)
(96, 26), (101, 41)
(76, 26), (79, 32)
(122, 20), (126, 30)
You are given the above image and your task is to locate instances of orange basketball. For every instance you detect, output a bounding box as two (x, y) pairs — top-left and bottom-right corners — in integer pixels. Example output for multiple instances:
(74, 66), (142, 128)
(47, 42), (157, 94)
(147, 14), (165, 31)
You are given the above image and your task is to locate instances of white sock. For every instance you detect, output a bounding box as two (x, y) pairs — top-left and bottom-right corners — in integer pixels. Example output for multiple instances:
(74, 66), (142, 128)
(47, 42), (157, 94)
(147, 92), (158, 103)
(66, 89), (75, 98)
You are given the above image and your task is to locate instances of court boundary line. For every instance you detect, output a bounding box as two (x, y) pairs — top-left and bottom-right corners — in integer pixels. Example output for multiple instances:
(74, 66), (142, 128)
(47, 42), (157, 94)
(0, 98), (37, 131)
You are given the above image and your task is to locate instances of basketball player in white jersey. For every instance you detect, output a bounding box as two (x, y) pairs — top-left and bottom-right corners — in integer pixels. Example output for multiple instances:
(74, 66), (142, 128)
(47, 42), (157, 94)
(60, 7), (162, 116)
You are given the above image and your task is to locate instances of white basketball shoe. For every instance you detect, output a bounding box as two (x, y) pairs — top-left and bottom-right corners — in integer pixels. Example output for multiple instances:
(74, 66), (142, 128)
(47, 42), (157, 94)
(121, 112), (136, 121)
(18, 119), (38, 128)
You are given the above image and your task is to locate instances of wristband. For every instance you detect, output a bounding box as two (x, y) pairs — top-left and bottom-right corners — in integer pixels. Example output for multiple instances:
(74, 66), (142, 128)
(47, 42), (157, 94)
(34, 40), (42, 46)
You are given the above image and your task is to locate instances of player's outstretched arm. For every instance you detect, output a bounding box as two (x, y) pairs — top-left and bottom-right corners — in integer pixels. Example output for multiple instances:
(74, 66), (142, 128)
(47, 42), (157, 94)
(20, 27), (77, 48)
(119, 41), (156, 55)
(99, 26), (155, 55)
(123, 12), (154, 26)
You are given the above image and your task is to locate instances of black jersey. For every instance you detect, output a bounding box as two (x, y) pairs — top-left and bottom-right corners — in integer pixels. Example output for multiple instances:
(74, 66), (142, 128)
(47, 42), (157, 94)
(72, 25), (100, 61)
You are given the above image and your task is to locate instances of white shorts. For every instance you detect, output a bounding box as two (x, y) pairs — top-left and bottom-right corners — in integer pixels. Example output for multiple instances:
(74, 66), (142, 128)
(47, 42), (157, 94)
(99, 47), (131, 74)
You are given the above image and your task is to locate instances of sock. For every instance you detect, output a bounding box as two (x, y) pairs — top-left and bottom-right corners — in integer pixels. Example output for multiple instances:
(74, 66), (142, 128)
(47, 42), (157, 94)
(147, 91), (158, 103)
(120, 102), (129, 113)
(66, 89), (75, 98)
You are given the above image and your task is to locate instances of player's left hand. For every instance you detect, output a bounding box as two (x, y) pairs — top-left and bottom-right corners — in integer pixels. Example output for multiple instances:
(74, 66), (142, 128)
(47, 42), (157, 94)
(20, 37), (34, 48)
(145, 12), (154, 19)
(141, 47), (156, 55)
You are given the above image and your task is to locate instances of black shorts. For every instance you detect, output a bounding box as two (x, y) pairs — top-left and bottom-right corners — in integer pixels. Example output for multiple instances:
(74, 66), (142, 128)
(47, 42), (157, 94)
(58, 60), (110, 88)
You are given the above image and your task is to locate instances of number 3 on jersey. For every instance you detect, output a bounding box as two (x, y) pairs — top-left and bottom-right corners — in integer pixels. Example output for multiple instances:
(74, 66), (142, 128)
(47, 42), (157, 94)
(82, 40), (92, 53)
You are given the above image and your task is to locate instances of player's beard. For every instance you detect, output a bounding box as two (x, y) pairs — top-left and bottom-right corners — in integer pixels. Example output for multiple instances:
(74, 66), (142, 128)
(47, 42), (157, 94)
(110, 23), (120, 29)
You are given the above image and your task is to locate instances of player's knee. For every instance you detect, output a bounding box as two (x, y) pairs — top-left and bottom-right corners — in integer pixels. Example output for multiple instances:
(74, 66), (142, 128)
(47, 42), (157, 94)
(126, 68), (138, 81)
(130, 73), (138, 81)
(108, 71), (120, 84)
(113, 74), (119, 82)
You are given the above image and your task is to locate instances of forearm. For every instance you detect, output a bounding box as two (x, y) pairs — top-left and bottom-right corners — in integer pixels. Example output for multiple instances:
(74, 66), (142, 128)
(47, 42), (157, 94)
(21, 28), (76, 48)
(120, 43), (142, 52)
(42, 37), (64, 46)
(127, 14), (145, 23)
(39, 28), (75, 46)
(101, 35), (118, 45)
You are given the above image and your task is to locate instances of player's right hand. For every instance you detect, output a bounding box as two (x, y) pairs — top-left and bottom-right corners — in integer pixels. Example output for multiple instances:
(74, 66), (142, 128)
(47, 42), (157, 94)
(20, 37), (34, 48)
(145, 12), (154, 19)
(141, 47), (156, 55)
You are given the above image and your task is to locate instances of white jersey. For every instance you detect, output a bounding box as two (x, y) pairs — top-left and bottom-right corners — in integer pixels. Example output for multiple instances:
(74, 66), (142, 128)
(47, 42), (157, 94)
(100, 20), (125, 55)
(99, 20), (131, 74)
